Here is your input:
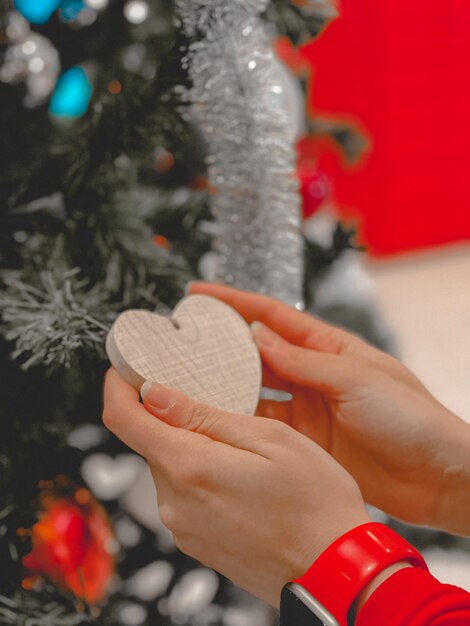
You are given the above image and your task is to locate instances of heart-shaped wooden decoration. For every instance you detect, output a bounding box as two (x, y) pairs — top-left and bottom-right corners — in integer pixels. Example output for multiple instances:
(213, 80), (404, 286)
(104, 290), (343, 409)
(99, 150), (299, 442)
(106, 295), (261, 415)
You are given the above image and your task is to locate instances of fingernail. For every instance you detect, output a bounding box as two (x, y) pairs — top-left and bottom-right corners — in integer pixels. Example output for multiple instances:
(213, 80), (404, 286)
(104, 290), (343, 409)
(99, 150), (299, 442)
(141, 381), (175, 410)
(251, 322), (278, 348)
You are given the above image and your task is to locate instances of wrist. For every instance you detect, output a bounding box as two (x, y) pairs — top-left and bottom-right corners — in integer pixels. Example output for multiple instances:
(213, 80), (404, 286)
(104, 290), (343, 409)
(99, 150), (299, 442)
(433, 412), (470, 534)
(282, 522), (427, 626)
(291, 510), (371, 582)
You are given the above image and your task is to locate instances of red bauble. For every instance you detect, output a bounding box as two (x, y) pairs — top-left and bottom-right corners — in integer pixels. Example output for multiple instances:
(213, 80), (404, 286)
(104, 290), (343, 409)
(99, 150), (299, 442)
(275, 39), (332, 221)
(22, 482), (115, 604)
(298, 157), (331, 219)
(274, 36), (310, 76)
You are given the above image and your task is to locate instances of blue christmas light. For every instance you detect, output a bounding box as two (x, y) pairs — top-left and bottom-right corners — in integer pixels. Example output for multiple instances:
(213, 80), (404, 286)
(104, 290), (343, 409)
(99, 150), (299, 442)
(49, 67), (92, 118)
(60, 0), (86, 21)
(14, 0), (61, 24)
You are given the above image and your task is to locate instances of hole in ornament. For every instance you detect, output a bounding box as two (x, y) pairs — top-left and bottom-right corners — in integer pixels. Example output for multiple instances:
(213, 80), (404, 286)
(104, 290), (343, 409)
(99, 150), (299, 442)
(260, 387), (292, 402)
(169, 318), (180, 330)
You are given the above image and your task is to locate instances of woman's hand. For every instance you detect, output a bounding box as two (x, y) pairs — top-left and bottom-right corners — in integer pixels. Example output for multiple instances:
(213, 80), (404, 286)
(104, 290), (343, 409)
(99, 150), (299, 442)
(188, 282), (470, 534)
(102, 368), (369, 607)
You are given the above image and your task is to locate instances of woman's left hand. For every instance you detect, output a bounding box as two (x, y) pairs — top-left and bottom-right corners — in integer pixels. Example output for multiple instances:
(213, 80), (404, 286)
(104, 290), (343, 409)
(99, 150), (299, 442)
(102, 368), (370, 607)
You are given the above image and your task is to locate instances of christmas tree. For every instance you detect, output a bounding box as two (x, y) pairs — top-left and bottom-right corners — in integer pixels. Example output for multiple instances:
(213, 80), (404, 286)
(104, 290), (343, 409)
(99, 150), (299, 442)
(0, 1), (394, 624)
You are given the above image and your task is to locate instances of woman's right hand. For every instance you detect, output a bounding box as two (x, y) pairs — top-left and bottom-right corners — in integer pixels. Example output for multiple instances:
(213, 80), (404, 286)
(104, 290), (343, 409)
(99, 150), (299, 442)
(188, 282), (470, 535)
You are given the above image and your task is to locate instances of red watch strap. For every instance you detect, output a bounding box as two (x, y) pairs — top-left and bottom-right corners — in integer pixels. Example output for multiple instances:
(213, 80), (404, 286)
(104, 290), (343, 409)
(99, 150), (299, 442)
(293, 522), (428, 626)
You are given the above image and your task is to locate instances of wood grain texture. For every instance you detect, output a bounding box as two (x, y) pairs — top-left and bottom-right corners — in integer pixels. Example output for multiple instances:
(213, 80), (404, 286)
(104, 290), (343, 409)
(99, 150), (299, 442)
(106, 295), (262, 416)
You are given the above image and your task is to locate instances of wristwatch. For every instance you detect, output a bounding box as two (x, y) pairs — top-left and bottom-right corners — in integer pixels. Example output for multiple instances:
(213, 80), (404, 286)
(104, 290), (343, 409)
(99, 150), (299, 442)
(280, 522), (427, 626)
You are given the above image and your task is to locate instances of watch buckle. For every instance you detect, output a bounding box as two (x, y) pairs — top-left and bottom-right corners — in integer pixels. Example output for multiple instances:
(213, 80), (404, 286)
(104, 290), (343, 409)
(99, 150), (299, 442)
(287, 583), (341, 626)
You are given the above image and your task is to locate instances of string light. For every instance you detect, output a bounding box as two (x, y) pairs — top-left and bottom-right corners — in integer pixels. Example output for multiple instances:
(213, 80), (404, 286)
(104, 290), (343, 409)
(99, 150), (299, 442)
(49, 67), (92, 118)
(124, 1), (149, 24)
(86, 0), (108, 8)
(13, 0), (60, 24)
(107, 79), (122, 94)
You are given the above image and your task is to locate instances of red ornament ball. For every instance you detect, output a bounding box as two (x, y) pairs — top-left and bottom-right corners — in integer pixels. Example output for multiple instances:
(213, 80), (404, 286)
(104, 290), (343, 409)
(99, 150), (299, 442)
(22, 480), (115, 604)
(298, 158), (331, 219)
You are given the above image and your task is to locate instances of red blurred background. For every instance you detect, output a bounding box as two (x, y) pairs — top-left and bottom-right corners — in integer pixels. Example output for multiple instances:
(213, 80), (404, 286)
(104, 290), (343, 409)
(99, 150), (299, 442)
(302, 0), (470, 256)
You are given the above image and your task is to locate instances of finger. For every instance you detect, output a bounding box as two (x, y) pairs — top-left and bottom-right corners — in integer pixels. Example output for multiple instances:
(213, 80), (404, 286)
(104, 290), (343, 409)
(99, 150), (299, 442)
(188, 281), (352, 354)
(261, 364), (290, 392)
(251, 323), (355, 392)
(141, 381), (271, 456)
(258, 364), (293, 420)
(256, 398), (291, 423)
(103, 368), (210, 465)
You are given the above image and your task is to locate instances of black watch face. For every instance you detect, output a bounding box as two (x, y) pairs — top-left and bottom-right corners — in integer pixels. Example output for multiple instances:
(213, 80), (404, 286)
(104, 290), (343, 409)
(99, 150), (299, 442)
(280, 584), (339, 626)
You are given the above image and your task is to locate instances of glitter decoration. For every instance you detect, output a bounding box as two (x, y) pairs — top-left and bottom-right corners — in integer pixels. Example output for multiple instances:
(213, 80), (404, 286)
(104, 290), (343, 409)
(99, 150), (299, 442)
(175, 1), (304, 308)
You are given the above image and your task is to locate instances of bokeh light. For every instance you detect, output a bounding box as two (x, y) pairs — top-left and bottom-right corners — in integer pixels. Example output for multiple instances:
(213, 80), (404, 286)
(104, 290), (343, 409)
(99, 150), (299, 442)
(14, 0), (60, 24)
(86, 0), (108, 8)
(49, 67), (92, 118)
(124, 1), (149, 25)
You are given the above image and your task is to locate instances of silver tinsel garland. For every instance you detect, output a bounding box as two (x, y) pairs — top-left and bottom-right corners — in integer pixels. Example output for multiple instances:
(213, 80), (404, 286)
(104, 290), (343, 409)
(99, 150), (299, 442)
(176, 0), (304, 308)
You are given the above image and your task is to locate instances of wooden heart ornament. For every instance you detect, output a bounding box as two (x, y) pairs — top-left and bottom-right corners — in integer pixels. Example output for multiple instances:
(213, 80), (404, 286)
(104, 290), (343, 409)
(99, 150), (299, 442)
(106, 295), (262, 415)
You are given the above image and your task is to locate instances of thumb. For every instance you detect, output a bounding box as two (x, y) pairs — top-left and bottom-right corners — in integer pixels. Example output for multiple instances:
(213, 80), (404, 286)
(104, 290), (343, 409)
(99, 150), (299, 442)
(251, 322), (354, 392)
(141, 382), (268, 455)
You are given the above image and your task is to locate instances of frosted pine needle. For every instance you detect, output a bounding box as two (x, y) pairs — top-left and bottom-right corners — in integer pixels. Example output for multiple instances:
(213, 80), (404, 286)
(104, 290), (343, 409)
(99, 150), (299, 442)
(0, 268), (113, 371)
